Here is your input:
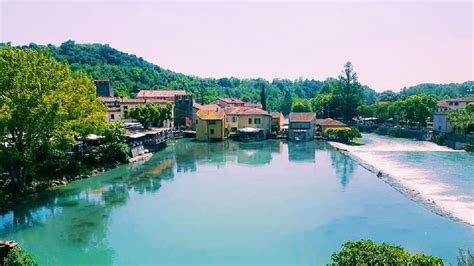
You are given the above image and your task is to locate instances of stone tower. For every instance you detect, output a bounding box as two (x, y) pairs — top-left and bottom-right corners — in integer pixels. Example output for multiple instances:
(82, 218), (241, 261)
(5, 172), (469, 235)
(174, 94), (194, 129)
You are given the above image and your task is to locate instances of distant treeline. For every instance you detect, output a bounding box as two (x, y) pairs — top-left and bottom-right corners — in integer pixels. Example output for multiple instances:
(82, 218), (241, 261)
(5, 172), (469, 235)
(2, 41), (472, 113)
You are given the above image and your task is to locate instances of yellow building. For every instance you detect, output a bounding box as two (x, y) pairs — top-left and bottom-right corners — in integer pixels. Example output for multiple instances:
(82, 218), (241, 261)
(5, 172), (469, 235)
(270, 112), (284, 133)
(196, 108), (226, 141)
(224, 107), (272, 137)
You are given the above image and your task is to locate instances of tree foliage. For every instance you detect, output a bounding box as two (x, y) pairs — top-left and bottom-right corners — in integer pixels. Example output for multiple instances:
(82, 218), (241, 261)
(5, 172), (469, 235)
(3, 247), (38, 266)
(0, 45), (108, 190)
(292, 98), (312, 112)
(125, 104), (172, 129)
(332, 62), (364, 121)
(329, 240), (443, 265)
(448, 104), (474, 134)
(7, 41), (380, 112)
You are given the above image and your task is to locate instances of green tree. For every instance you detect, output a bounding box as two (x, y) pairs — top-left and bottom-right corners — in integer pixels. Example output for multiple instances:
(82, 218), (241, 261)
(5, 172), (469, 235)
(402, 94), (438, 127)
(125, 103), (171, 129)
(448, 108), (474, 135)
(311, 93), (334, 118)
(329, 240), (443, 265)
(332, 62), (364, 121)
(292, 98), (312, 112)
(3, 247), (37, 266)
(0, 45), (108, 191)
(281, 88), (293, 114)
(260, 84), (267, 110)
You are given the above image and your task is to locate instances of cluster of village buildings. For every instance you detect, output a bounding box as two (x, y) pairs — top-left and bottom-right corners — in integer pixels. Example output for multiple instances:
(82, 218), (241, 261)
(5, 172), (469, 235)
(433, 97), (474, 133)
(94, 80), (348, 143)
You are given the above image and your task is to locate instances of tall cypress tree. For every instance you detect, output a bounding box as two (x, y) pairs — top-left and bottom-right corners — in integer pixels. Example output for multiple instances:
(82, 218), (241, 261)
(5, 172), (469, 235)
(260, 85), (267, 110)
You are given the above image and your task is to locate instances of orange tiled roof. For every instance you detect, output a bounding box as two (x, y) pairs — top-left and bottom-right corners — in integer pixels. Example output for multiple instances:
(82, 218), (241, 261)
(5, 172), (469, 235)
(196, 108), (225, 120)
(224, 106), (270, 116)
(136, 90), (187, 98)
(289, 112), (316, 122)
(445, 97), (474, 103)
(315, 118), (347, 127)
(99, 97), (168, 104)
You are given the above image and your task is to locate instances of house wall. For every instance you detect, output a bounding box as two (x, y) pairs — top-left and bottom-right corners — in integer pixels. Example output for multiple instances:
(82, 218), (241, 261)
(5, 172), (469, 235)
(196, 119), (225, 141)
(433, 113), (451, 133)
(288, 121), (315, 141)
(107, 110), (122, 122)
(226, 115), (239, 134)
(236, 115), (271, 136)
(271, 114), (284, 132)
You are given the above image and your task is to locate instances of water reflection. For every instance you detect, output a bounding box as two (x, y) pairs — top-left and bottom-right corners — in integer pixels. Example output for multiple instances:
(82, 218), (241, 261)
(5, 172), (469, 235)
(330, 150), (356, 189)
(0, 139), (359, 264)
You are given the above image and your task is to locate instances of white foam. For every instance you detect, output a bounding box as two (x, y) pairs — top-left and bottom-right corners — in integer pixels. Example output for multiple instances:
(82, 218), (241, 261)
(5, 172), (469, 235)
(329, 134), (474, 226)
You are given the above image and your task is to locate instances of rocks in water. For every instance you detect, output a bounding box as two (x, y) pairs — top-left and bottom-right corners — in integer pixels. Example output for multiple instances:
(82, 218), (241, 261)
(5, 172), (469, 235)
(377, 171), (383, 177)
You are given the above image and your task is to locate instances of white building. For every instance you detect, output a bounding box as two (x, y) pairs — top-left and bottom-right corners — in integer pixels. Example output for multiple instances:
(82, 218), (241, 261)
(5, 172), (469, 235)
(433, 97), (474, 133)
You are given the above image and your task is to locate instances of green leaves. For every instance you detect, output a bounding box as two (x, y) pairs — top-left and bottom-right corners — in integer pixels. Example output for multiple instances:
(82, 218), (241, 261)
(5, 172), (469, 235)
(0, 45), (108, 187)
(329, 240), (443, 265)
(125, 103), (171, 129)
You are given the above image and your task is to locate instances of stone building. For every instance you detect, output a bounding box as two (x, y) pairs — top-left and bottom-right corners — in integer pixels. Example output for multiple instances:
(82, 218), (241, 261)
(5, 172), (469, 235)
(174, 94), (194, 129)
(94, 80), (114, 97)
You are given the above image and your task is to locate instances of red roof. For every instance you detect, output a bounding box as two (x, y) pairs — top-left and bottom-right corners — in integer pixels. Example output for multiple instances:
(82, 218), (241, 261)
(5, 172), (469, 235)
(217, 98), (245, 104)
(136, 90), (187, 98)
(315, 118), (347, 127)
(193, 103), (220, 111)
(437, 99), (448, 108)
(224, 106), (270, 116)
(99, 97), (168, 104)
(289, 112), (315, 122)
(445, 97), (474, 103)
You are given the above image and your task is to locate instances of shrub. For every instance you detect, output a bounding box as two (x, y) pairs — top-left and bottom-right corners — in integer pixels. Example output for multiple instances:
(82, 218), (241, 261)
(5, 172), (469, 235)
(3, 247), (37, 266)
(329, 240), (443, 265)
(324, 127), (362, 143)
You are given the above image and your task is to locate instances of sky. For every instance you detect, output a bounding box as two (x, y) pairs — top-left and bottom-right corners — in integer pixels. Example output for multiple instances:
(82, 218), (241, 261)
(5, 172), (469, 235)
(0, 1), (472, 92)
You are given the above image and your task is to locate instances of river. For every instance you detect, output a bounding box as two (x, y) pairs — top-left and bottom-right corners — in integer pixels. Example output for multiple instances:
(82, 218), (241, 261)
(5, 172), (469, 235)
(0, 138), (473, 265)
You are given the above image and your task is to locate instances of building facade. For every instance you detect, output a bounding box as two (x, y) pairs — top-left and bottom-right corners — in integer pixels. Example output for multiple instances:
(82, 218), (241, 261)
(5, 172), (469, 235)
(288, 112), (316, 141)
(174, 94), (194, 129)
(223, 106), (272, 137)
(433, 97), (474, 133)
(196, 108), (226, 141)
(270, 112), (284, 133)
(95, 80), (114, 97)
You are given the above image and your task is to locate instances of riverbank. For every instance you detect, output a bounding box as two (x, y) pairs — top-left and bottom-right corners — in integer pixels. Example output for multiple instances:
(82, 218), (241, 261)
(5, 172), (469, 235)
(328, 134), (474, 226)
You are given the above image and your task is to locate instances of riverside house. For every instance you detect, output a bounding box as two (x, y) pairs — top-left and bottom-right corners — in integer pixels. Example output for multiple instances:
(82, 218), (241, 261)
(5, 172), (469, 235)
(98, 86), (189, 128)
(288, 112), (316, 141)
(196, 107), (226, 141)
(271, 112), (284, 133)
(224, 106), (272, 138)
(433, 97), (474, 133)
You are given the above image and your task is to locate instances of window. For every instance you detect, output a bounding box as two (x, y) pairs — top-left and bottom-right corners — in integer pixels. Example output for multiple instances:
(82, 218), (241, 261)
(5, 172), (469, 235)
(124, 106), (128, 110)
(454, 102), (459, 106)
(209, 120), (216, 125)
(196, 120), (198, 124)
(255, 118), (261, 124)
(248, 118), (252, 124)
(110, 114), (115, 120)
(231, 116), (237, 122)
(291, 122), (310, 129)
(210, 129), (215, 135)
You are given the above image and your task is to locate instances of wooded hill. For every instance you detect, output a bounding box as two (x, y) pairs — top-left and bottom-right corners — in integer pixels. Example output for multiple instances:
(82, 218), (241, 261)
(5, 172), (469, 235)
(4, 41), (473, 111)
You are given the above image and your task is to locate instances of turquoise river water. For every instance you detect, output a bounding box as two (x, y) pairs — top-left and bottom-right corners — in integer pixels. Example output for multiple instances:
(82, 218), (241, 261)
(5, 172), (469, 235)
(0, 137), (473, 265)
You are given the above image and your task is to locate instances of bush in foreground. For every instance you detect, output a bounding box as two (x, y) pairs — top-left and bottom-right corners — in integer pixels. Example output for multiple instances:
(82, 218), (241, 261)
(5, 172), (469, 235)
(324, 127), (362, 144)
(3, 247), (37, 266)
(329, 240), (443, 265)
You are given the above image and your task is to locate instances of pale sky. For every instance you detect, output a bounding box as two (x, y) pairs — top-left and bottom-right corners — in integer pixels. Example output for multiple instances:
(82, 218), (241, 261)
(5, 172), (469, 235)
(1, 1), (472, 91)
